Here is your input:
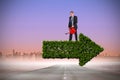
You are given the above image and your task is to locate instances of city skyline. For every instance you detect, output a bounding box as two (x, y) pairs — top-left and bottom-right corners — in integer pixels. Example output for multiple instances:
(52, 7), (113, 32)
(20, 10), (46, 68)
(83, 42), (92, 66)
(0, 0), (120, 56)
(0, 49), (120, 57)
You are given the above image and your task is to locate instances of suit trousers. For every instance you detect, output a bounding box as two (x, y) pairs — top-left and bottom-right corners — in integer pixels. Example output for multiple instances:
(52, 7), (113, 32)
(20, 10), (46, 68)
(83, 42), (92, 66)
(69, 29), (78, 41)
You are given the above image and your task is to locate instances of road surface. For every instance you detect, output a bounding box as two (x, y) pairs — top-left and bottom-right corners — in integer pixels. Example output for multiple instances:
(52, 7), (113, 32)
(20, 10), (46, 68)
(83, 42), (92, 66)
(0, 64), (120, 80)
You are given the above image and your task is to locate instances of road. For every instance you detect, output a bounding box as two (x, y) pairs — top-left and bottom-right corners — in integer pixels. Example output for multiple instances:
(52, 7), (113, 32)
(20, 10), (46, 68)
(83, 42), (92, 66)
(0, 64), (120, 80)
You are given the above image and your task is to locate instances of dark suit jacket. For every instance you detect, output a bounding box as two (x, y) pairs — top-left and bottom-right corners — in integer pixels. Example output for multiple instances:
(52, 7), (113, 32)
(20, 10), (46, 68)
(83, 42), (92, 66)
(68, 16), (78, 29)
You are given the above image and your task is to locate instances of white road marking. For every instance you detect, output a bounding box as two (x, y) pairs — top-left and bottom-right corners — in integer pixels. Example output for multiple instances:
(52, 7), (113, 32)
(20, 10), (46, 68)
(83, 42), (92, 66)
(63, 72), (67, 79)
(63, 76), (67, 79)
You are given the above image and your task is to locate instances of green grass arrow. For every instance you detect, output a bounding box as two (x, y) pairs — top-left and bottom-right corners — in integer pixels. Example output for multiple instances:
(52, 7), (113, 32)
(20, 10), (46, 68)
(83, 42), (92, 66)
(42, 33), (104, 66)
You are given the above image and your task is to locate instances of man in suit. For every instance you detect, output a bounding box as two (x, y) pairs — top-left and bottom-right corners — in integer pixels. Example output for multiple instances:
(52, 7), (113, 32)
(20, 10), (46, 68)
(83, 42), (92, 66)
(68, 11), (78, 41)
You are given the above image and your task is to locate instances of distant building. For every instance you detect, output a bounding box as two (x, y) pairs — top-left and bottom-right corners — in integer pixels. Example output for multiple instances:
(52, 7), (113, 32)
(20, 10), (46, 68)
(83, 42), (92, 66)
(0, 52), (2, 57)
(13, 49), (16, 56)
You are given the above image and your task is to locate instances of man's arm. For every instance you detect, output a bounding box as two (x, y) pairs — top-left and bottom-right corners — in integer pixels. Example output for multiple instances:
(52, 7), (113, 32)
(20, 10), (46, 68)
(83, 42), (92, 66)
(74, 16), (78, 24)
(68, 17), (71, 28)
(74, 16), (78, 29)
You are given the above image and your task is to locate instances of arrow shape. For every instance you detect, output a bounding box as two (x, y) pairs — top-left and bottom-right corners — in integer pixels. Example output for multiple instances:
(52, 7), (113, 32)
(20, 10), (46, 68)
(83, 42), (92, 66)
(42, 33), (104, 66)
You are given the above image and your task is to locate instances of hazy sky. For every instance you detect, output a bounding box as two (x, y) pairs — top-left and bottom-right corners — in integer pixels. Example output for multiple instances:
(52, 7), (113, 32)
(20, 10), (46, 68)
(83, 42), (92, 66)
(0, 0), (120, 55)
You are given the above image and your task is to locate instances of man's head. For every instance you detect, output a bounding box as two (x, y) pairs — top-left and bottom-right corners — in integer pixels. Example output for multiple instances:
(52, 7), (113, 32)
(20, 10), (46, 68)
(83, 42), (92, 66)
(70, 11), (74, 17)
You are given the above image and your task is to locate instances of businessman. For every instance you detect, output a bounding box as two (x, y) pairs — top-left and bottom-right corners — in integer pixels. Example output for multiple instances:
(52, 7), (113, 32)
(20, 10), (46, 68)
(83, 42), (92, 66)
(68, 11), (78, 41)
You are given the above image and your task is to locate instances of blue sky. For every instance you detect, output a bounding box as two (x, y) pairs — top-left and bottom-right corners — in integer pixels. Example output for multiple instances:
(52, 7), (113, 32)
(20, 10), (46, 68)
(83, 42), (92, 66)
(0, 0), (120, 55)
